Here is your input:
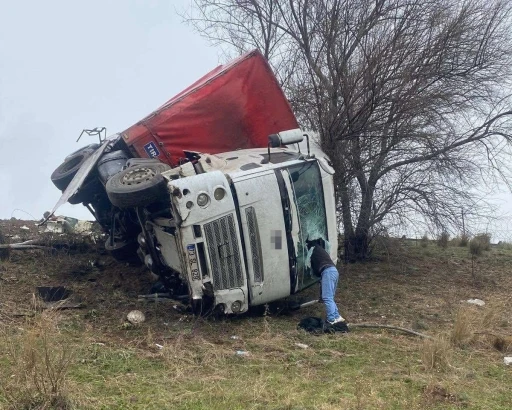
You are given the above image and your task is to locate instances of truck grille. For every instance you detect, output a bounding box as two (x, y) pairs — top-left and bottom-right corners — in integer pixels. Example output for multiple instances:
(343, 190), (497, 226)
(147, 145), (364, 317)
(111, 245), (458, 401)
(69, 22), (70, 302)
(245, 207), (263, 283)
(204, 214), (244, 290)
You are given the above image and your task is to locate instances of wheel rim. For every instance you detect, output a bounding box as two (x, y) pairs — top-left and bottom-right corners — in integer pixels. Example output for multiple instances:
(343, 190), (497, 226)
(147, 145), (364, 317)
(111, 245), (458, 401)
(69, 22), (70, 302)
(121, 167), (157, 185)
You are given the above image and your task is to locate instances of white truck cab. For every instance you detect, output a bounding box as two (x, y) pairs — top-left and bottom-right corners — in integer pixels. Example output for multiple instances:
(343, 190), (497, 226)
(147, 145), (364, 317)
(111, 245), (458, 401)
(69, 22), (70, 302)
(148, 142), (337, 314)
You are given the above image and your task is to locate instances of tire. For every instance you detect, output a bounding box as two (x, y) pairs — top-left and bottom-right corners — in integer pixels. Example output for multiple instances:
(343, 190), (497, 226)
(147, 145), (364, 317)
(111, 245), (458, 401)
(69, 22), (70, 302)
(65, 143), (99, 161)
(106, 163), (171, 208)
(51, 149), (94, 191)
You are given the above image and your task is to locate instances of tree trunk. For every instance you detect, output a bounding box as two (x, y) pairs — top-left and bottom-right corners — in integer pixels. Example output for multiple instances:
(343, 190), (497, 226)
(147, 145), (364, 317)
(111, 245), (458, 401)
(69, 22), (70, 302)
(344, 184), (374, 261)
(344, 231), (370, 262)
(344, 186), (374, 262)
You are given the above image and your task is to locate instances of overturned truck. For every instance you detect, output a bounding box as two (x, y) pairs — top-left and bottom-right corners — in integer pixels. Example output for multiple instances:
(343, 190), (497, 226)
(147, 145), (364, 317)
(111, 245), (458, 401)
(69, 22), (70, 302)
(49, 50), (338, 314)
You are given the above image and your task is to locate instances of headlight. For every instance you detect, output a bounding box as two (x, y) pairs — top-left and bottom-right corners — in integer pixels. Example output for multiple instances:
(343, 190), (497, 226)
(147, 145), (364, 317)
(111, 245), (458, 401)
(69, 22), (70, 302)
(231, 301), (242, 313)
(197, 193), (210, 207)
(214, 187), (226, 201)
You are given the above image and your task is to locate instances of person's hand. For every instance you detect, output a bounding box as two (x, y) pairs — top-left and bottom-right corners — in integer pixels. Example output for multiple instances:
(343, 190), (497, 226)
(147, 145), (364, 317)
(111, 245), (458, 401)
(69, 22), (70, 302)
(305, 237), (325, 249)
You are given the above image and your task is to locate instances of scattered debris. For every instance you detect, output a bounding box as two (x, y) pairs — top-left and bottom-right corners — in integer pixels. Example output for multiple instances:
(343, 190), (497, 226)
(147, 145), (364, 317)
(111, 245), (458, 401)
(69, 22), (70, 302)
(504, 357), (512, 365)
(230, 335), (240, 340)
(466, 298), (485, 306)
(74, 220), (95, 234)
(43, 218), (71, 234)
(294, 343), (309, 349)
(38, 214), (102, 242)
(20, 225), (30, 230)
(235, 350), (249, 357)
(155, 343), (164, 350)
(127, 310), (146, 324)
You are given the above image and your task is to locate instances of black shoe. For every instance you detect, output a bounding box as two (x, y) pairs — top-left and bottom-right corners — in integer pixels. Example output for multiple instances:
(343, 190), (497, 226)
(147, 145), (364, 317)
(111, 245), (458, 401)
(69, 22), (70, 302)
(324, 320), (350, 333)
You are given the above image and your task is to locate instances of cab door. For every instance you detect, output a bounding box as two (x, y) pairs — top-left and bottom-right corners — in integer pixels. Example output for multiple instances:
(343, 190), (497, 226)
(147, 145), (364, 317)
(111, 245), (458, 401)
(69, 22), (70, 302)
(232, 170), (291, 305)
(283, 161), (329, 293)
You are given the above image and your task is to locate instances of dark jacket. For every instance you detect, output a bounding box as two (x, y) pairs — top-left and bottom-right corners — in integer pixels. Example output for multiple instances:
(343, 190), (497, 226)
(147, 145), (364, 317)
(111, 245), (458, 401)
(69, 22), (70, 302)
(310, 245), (335, 277)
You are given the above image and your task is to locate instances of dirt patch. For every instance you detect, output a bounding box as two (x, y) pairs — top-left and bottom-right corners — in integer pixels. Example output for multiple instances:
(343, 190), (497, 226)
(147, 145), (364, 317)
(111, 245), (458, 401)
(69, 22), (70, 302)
(424, 384), (468, 407)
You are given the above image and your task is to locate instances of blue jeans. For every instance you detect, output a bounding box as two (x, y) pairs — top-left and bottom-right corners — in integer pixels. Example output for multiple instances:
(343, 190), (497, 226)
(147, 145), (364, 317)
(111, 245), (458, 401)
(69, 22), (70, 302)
(321, 266), (340, 322)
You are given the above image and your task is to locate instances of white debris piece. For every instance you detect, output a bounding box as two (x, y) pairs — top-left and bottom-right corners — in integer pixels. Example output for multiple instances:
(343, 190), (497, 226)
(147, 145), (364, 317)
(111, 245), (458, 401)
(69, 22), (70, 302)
(41, 215), (96, 236)
(504, 357), (512, 366)
(235, 350), (249, 356)
(74, 220), (94, 234)
(127, 310), (146, 325)
(294, 343), (309, 349)
(44, 220), (69, 234)
(155, 343), (164, 350)
(466, 299), (485, 306)
(20, 226), (30, 230)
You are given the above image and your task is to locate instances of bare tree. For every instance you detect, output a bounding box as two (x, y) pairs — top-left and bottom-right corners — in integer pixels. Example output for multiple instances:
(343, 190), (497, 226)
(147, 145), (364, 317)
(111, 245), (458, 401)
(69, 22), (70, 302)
(186, 0), (512, 261)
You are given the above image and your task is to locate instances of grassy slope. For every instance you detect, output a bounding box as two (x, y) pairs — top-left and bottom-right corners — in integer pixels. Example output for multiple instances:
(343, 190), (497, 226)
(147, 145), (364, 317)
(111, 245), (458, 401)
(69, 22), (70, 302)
(0, 225), (511, 409)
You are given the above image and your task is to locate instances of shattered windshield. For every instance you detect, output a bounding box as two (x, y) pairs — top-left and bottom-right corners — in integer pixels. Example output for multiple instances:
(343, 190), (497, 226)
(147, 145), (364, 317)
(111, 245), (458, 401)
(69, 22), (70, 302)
(286, 161), (327, 290)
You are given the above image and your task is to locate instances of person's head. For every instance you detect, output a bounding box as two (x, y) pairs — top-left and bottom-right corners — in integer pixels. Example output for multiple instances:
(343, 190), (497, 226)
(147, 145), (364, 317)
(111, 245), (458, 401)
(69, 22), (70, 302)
(305, 237), (325, 250)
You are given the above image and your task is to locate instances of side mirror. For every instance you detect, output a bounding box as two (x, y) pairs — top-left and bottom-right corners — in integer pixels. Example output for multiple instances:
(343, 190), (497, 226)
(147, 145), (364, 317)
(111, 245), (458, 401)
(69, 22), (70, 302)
(264, 128), (305, 163)
(268, 129), (304, 147)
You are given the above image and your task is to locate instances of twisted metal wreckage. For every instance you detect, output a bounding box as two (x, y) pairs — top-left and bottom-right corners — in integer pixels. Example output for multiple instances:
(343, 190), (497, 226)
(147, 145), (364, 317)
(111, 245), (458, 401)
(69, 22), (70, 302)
(46, 50), (339, 316)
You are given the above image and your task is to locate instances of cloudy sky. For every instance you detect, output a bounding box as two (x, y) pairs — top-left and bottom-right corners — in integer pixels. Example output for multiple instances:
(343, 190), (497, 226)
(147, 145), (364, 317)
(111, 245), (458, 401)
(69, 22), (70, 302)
(1, 1), (511, 240)
(0, 0), (218, 220)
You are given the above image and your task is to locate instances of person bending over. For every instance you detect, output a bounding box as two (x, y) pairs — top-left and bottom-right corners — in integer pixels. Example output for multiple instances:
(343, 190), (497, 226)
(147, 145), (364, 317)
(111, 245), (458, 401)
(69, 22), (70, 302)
(306, 238), (346, 326)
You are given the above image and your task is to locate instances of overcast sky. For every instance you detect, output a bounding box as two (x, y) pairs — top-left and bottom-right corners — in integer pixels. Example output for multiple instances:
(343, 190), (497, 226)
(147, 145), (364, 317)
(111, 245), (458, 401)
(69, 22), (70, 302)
(1, 1), (511, 240)
(0, 0), (218, 221)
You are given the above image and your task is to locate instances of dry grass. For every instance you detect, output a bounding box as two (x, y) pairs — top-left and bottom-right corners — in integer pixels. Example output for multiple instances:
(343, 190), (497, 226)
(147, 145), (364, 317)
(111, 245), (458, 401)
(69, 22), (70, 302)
(421, 336), (452, 371)
(1, 221), (512, 409)
(1, 311), (74, 409)
(450, 309), (474, 348)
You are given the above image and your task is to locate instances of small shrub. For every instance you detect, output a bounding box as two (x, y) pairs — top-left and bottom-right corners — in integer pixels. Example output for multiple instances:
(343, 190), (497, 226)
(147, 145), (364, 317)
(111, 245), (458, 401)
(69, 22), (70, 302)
(469, 238), (484, 256)
(437, 231), (450, 249)
(420, 234), (429, 248)
(421, 336), (451, 371)
(450, 309), (473, 348)
(459, 234), (469, 247)
(473, 233), (491, 251)
(469, 234), (491, 256)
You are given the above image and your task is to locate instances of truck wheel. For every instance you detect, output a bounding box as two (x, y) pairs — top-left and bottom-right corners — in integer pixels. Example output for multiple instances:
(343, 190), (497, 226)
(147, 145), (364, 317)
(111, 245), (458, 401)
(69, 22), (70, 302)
(106, 163), (170, 208)
(51, 150), (93, 191)
(65, 143), (99, 160)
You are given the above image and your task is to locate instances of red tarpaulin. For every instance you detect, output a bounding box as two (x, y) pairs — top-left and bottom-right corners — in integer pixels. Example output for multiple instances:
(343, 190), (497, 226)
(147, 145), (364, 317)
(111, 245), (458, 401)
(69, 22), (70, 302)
(121, 50), (299, 166)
